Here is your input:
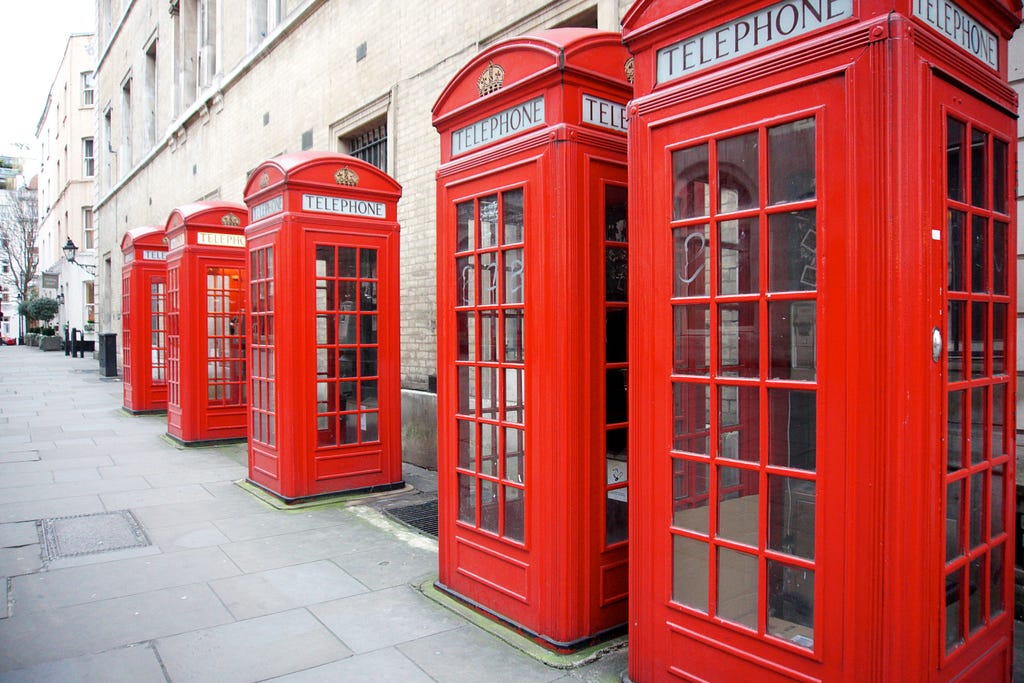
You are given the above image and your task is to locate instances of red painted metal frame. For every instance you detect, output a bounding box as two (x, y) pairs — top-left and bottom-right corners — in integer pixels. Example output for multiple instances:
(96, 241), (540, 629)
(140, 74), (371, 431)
(242, 152), (404, 502)
(622, 0), (1020, 681)
(163, 201), (249, 445)
(121, 226), (168, 414)
(433, 28), (633, 649)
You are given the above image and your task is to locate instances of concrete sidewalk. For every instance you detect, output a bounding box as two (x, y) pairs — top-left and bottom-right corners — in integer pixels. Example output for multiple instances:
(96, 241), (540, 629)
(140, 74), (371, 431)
(0, 347), (626, 682)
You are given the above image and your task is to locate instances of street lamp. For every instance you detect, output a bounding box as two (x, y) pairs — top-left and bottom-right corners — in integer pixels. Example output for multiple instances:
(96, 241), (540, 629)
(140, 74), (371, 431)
(63, 238), (97, 274)
(56, 292), (65, 305)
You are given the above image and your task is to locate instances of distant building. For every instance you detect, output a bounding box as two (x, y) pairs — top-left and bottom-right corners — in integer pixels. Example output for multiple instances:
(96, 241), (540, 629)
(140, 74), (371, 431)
(35, 33), (97, 342)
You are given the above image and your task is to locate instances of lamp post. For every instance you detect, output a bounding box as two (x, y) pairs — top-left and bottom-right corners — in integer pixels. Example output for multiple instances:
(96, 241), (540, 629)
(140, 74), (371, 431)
(63, 238), (97, 274)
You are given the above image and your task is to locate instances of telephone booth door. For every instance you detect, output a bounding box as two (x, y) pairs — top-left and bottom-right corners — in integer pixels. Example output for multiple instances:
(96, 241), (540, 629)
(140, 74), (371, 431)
(164, 202), (249, 445)
(242, 152), (404, 501)
(433, 28), (633, 649)
(622, 1), (1019, 681)
(121, 226), (168, 414)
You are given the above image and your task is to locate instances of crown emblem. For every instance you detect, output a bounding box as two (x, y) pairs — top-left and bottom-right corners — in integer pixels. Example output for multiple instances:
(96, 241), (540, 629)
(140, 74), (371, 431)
(221, 213), (241, 227)
(335, 167), (359, 186)
(625, 57), (635, 85)
(259, 173), (270, 189)
(477, 62), (505, 96)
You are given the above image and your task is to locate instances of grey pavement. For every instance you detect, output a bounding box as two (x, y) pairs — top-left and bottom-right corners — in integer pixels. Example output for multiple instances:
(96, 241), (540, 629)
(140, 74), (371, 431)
(0, 347), (626, 682)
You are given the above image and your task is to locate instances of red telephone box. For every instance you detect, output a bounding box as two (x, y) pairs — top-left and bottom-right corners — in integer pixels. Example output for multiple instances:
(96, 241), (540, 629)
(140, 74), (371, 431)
(164, 201), (249, 445)
(622, 1), (1020, 680)
(432, 28), (632, 648)
(242, 152), (404, 501)
(121, 226), (168, 414)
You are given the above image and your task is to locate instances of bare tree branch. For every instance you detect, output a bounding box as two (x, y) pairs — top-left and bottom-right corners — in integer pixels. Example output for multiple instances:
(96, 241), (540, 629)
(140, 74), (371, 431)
(0, 181), (41, 304)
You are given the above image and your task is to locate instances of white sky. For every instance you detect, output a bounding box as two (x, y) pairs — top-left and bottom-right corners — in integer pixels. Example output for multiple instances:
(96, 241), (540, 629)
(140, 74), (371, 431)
(0, 1), (97, 168)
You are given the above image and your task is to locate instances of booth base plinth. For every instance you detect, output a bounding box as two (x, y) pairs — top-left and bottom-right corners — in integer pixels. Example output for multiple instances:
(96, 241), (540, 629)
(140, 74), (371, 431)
(238, 478), (409, 510)
(162, 433), (247, 448)
(121, 407), (168, 416)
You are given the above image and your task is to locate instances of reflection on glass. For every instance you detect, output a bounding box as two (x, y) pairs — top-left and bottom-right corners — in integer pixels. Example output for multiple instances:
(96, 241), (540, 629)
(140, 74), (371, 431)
(505, 368), (524, 424)
(969, 471), (984, 550)
(993, 304), (1006, 375)
(673, 535), (709, 612)
(457, 311), (475, 361)
(719, 385), (758, 462)
(971, 215), (988, 293)
(992, 384), (1006, 457)
(946, 568), (964, 652)
(315, 245), (334, 277)
(605, 185), (628, 242)
(948, 390), (964, 470)
(457, 256), (475, 307)
(769, 476), (815, 560)
(606, 309), (627, 363)
(947, 117), (966, 202)
(480, 311), (498, 362)
(503, 188), (524, 244)
(970, 386), (986, 465)
(673, 383), (710, 455)
(719, 218), (759, 295)
(457, 366), (475, 416)
(768, 560), (814, 649)
(458, 420), (476, 470)
(505, 310), (524, 363)
(948, 300), (965, 381)
(457, 201), (475, 252)
(948, 210), (965, 291)
(970, 128), (988, 208)
(673, 305), (710, 376)
(480, 479), (499, 533)
(458, 474), (476, 524)
(673, 458), (710, 533)
(769, 117), (816, 203)
(969, 557), (983, 633)
(718, 548), (758, 629)
(991, 464), (1005, 537)
(480, 423), (499, 477)
(993, 222), (1007, 294)
(720, 303), (759, 378)
(479, 252), (497, 306)
(504, 248), (524, 304)
(718, 132), (759, 212)
(674, 224), (710, 297)
(993, 139), (1007, 214)
(338, 248), (357, 278)
(991, 543), (1005, 616)
(505, 486), (525, 542)
(480, 367), (499, 420)
(970, 301), (987, 378)
(606, 487), (628, 545)
(718, 466), (759, 546)
(360, 249), (377, 279)
(769, 211), (816, 292)
(672, 144), (710, 219)
(768, 389), (816, 471)
(479, 195), (498, 248)
(606, 246), (628, 302)
(506, 427), (525, 484)
(770, 301), (816, 381)
(947, 479), (963, 561)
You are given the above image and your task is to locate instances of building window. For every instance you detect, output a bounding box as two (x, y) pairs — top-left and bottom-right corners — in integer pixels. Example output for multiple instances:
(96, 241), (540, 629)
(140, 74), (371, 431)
(83, 207), (95, 249)
(103, 107), (114, 186)
(144, 40), (158, 148)
(84, 281), (96, 324)
(249, 0), (282, 47)
(81, 72), (95, 106)
(82, 138), (95, 177)
(347, 122), (387, 172)
(121, 77), (133, 171)
(197, 0), (218, 88)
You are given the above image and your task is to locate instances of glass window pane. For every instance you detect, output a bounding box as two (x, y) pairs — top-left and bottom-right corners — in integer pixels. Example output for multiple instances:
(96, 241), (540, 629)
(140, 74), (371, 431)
(948, 390), (965, 471)
(672, 535), (709, 612)
(606, 309), (627, 363)
(718, 132), (759, 212)
(457, 201), (475, 252)
(673, 458), (710, 534)
(458, 420), (476, 470)
(991, 464), (1005, 537)
(479, 252), (497, 306)
(606, 246), (628, 302)
(991, 543), (1005, 617)
(946, 567), (964, 653)
(769, 210), (816, 292)
(768, 560), (814, 649)
(504, 486), (525, 542)
(362, 411), (379, 442)
(970, 128), (988, 208)
(338, 248), (357, 278)
(457, 256), (475, 307)
(992, 304), (1007, 375)
(605, 185), (628, 242)
(340, 413), (359, 444)
(947, 479), (963, 561)
(674, 304), (710, 376)
(480, 423), (499, 477)
(769, 476), (815, 560)
(769, 389), (816, 471)
(970, 386), (986, 465)
(505, 427), (525, 485)
(674, 383), (710, 455)
(479, 195), (498, 248)
(948, 300), (966, 381)
(971, 215), (988, 293)
(315, 245), (334, 277)
(946, 211), (966, 294)
(968, 557), (984, 633)
(992, 139), (1007, 214)
(458, 474), (476, 524)
(503, 188), (524, 244)
(971, 302), (987, 377)
(457, 366), (475, 416)
(360, 282), (377, 312)
(719, 385), (758, 463)
(769, 117), (816, 203)
(770, 301), (816, 381)
(719, 302), (759, 378)
(969, 471), (985, 549)
(504, 368), (524, 424)
(718, 465), (759, 547)
(606, 485), (628, 545)
(480, 479), (499, 533)
(606, 368), (628, 425)
(504, 309), (524, 363)
(672, 143), (710, 220)
(947, 117), (966, 202)
(504, 248), (524, 304)
(674, 224), (710, 297)
(480, 367), (499, 420)
(480, 311), (498, 363)
(606, 429), (628, 477)
(992, 383), (1006, 457)
(457, 311), (475, 361)
(360, 249), (377, 279)
(993, 222), (1007, 294)
(718, 548), (758, 630)
(719, 218), (759, 295)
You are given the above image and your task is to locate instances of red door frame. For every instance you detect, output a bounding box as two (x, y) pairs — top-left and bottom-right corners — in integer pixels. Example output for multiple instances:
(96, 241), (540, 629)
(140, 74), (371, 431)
(121, 226), (168, 414)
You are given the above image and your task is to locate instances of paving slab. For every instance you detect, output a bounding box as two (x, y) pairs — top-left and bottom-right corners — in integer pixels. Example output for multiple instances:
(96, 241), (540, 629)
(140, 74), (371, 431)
(211, 508), (351, 543)
(397, 626), (564, 683)
(154, 608), (352, 683)
(330, 539), (438, 591)
(219, 523), (390, 574)
(0, 643), (167, 683)
(265, 646), (436, 683)
(0, 544), (43, 577)
(0, 522), (40, 548)
(0, 495), (106, 525)
(98, 483), (217, 510)
(144, 519), (233, 552)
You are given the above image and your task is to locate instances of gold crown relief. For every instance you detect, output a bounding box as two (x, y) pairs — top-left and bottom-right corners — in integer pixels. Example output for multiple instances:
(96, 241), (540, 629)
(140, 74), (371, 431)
(625, 58), (635, 85)
(477, 62), (505, 97)
(221, 213), (241, 227)
(259, 173), (270, 189)
(335, 167), (360, 186)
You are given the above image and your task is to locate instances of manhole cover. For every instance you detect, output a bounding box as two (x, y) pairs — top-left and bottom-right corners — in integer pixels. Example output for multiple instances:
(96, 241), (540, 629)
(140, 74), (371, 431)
(39, 510), (151, 561)
(384, 499), (438, 538)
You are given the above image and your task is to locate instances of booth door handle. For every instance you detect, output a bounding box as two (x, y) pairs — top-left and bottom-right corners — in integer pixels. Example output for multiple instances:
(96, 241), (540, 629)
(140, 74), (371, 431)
(932, 327), (942, 363)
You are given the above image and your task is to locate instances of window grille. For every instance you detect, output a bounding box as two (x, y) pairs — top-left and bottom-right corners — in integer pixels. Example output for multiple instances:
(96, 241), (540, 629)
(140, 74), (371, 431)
(349, 124), (387, 171)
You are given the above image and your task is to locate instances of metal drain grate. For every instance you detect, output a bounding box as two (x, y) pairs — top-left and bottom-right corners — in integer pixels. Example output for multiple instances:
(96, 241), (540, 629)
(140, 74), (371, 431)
(384, 499), (438, 538)
(39, 510), (151, 561)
